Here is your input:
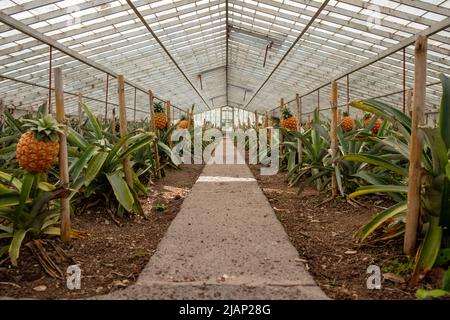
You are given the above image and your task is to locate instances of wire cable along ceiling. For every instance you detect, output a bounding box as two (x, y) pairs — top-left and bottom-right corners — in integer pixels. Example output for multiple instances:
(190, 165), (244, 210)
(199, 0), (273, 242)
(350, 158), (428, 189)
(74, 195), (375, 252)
(0, 0), (449, 119)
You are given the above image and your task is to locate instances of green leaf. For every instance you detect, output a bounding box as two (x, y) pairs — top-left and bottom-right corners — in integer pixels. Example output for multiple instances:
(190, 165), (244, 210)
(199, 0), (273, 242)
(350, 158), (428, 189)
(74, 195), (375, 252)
(18, 173), (35, 214)
(349, 185), (408, 198)
(439, 74), (450, 149)
(29, 191), (53, 220)
(41, 226), (61, 236)
(443, 268), (450, 291)
(81, 102), (104, 140)
(0, 144), (16, 157)
(114, 133), (154, 165)
(0, 171), (22, 191)
(84, 151), (108, 187)
(422, 127), (448, 175)
(70, 145), (99, 182)
(435, 248), (450, 266)
(413, 217), (443, 281)
(37, 181), (56, 192)
(368, 136), (409, 160)
(158, 141), (173, 158)
(106, 171), (134, 212)
(67, 127), (89, 150)
(9, 229), (28, 266)
(0, 194), (20, 207)
(416, 288), (449, 300)
(4, 111), (25, 133)
(341, 154), (408, 176)
(335, 165), (344, 196)
(359, 201), (407, 242)
(132, 171), (148, 195)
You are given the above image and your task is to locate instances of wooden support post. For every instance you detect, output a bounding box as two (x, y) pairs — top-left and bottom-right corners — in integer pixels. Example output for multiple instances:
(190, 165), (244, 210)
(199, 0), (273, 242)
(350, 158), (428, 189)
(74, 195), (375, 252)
(149, 90), (161, 179)
(189, 104), (195, 129)
(53, 67), (71, 243)
(404, 35), (427, 255)
(254, 110), (258, 126)
(331, 81), (339, 198)
(296, 94), (303, 166)
(0, 99), (4, 130)
(117, 75), (133, 188)
(279, 98), (284, 153)
(406, 88), (413, 117)
(264, 111), (269, 128)
(111, 108), (116, 134)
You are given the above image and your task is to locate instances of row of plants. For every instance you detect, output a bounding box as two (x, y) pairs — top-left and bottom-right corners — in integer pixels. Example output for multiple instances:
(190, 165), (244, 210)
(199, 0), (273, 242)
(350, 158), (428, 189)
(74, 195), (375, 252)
(273, 74), (450, 297)
(0, 100), (195, 271)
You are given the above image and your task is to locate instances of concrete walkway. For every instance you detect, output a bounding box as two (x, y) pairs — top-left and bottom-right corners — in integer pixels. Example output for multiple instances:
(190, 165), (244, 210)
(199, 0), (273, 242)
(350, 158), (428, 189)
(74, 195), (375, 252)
(98, 161), (327, 299)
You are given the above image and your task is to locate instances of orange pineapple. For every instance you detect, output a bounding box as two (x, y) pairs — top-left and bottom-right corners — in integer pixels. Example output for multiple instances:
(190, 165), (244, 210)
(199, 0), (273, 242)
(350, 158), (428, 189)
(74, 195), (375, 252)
(16, 115), (63, 173)
(364, 114), (382, 134)
(280, 108), (297, 131)
(340, 111), (354, 132)
(153, 101), (167, 130)
(177, 115), (189, 129)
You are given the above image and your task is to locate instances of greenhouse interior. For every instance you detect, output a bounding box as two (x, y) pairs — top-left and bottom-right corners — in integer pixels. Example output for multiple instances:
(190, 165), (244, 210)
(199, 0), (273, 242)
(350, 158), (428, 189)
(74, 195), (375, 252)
(0, 0), (450, 303)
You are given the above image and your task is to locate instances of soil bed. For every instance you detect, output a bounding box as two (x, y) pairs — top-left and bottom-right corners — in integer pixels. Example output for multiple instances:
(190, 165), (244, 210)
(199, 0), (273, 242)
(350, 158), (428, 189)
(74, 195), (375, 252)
(249, 164), (417, 300)
(0, 164), (204, 299)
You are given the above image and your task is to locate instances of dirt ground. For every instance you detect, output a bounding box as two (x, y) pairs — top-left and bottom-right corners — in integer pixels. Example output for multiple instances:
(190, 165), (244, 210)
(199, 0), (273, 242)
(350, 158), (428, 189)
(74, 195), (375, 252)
(249, 164), (418, 300)
(0, 164), (204, 299)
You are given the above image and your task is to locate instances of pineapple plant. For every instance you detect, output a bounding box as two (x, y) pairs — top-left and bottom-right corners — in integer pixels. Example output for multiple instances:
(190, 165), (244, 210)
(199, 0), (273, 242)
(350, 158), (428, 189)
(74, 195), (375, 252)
(177, 115), (189, 129)
(363, 113), (382, 134)
(280, 108), (297, 130)
(340, 111), (354, 132)
(153, 101), (167, 130)
(16, 115), (64, 173)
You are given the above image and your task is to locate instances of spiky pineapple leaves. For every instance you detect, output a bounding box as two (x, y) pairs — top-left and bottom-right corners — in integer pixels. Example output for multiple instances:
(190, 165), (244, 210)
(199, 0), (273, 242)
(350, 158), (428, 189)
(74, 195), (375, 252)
(67, 103), (157, 215)
(106, 171), (134, 212)
(22, 115), (64, 142)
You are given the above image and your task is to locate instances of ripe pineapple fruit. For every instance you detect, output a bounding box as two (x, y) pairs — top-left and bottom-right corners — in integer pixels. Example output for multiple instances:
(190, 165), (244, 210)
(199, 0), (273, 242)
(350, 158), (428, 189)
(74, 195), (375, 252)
(16, 115), (64, 173)
(177, 115), (189, 129)
(153, 101), (167, 130)
(364, 114), (382, 134)
(340, 111), (354, 132)
(280, 108), (297, 131)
